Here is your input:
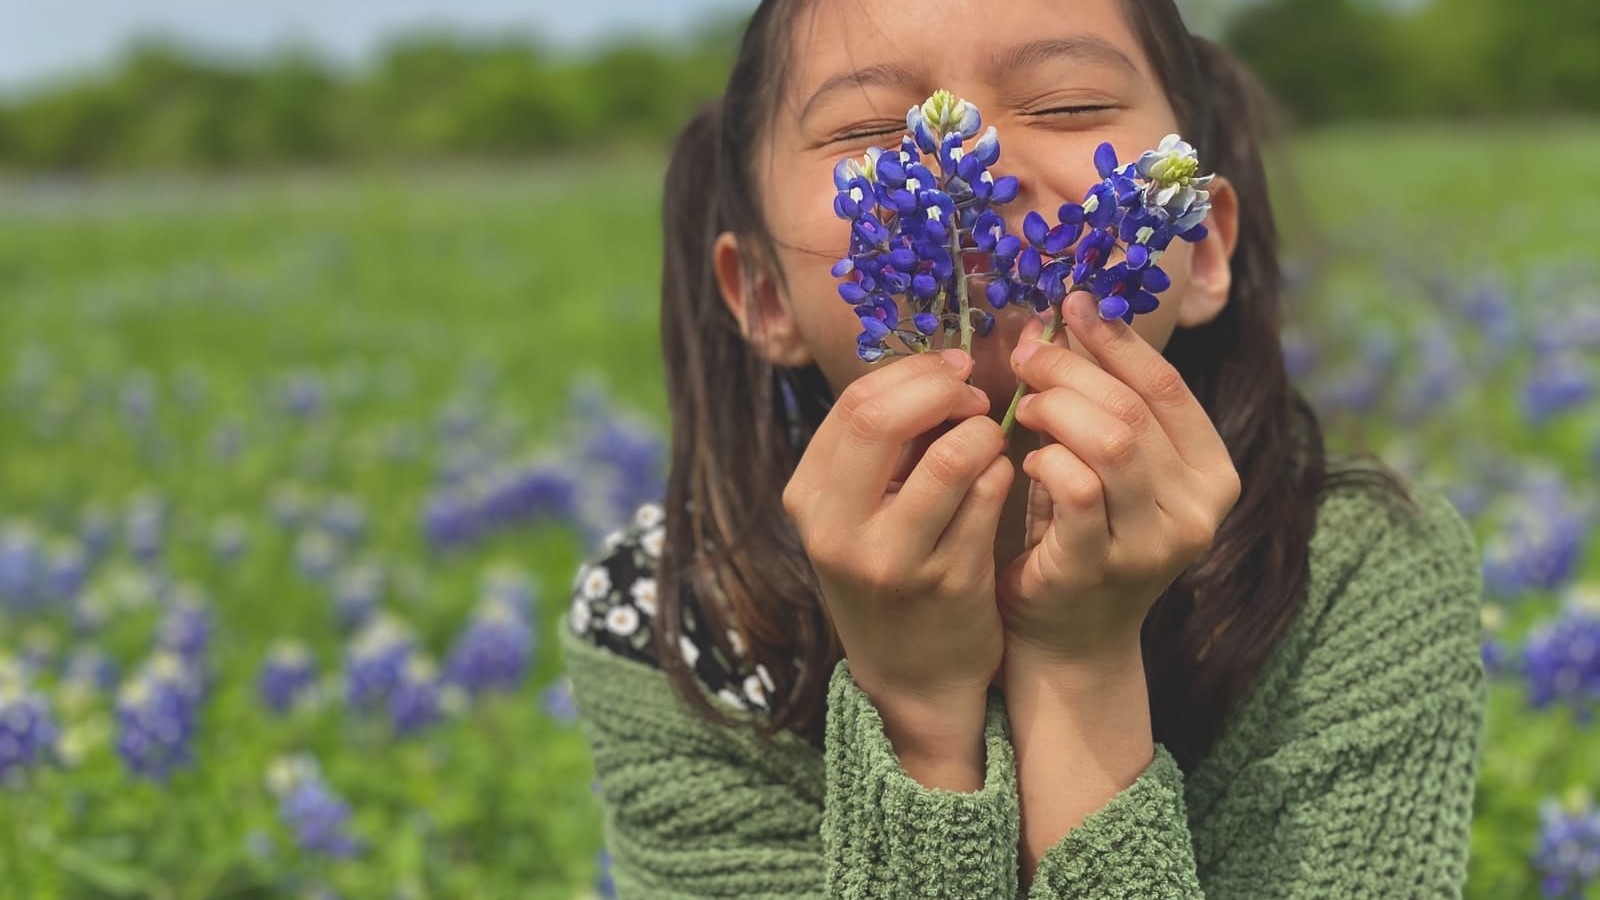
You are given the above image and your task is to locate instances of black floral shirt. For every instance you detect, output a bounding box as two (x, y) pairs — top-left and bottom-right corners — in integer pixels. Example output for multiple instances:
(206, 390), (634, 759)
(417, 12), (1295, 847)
(566, 501), (777, 714)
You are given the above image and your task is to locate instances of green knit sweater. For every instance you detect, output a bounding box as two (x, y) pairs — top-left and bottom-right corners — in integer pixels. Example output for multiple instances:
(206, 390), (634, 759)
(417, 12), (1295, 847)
(559, 477), (1487, 898)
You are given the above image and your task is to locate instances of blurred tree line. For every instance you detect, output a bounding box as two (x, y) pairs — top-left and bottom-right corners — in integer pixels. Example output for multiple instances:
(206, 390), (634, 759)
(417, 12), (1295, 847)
(0, 0), (1594, 172)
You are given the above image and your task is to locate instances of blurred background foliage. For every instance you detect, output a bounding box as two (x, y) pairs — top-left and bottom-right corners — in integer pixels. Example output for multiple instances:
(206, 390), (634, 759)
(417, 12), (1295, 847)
(0, 0), (1596, 173)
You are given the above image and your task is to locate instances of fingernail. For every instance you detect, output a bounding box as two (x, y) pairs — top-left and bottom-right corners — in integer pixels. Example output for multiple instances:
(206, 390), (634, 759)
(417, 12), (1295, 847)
(1012, 339), (1042, 367)
(938, 349), (970, 368)
(1067, 292), (1096, 320)
(1018, 394), (1034, 413)
(968, 385), (989, 403)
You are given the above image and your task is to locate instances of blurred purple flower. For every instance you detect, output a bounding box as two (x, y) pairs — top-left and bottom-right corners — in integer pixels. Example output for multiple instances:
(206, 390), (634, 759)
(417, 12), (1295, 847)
(115, 653), (202, 782)
(1533, 794), (1600, 899)
(266, 755), (361, 859)
(259, 641), (317, 715)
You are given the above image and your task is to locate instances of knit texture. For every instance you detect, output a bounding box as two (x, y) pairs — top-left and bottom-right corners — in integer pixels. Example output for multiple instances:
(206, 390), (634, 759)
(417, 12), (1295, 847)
(559, 475), (1487, 898)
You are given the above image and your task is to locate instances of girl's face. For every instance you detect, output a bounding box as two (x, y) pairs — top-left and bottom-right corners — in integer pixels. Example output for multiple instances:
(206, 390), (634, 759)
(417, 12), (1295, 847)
(716, 0), (1238, 406)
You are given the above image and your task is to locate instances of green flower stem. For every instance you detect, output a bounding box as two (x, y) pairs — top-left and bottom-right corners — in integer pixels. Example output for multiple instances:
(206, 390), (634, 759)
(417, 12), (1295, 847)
(999, 304), (1065, 439)
(951, 230), (973, 356)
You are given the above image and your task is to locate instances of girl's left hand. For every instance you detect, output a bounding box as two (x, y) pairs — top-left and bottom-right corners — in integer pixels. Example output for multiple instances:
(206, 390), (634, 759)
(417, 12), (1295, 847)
(998, 291), (1242, 666)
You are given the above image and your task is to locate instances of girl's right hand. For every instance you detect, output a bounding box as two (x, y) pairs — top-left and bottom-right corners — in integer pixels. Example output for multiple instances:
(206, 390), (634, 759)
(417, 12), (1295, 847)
(782, 348), (1014, 744)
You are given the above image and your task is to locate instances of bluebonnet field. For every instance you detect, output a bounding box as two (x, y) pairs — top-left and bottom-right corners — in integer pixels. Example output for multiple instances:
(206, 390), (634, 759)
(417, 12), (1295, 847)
(0, 122), (1597, 898)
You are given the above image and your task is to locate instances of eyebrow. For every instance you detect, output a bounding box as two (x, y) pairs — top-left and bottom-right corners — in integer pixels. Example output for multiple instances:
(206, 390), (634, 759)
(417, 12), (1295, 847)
(799, 35), (1140, 127)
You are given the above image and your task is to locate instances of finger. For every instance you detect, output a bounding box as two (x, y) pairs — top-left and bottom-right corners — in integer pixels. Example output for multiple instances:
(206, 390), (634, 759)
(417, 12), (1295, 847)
(1014, 385), (1161, 539)
(1011, 338), (1186, 478)
(814, 352), (991, 522)
(1021, 441), (1111, 549)
(1054, 290), (1231, 472)
(885, 422), (954, 493)
(888, 414), (1007, 553)
(933, 451), (1015, 555)
(789, 349), (974, 521)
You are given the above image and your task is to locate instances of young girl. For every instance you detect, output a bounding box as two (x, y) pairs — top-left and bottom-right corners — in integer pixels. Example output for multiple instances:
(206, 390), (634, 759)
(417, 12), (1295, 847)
(560, 1), (1486, 896)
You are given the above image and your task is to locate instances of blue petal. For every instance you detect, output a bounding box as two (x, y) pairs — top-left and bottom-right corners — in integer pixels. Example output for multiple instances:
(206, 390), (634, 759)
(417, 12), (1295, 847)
(1058, 203), (1086, 226)
(1129, 291), (1160, 315)
(989, 175), (1019, 204)
(911, 275), (939, 301)
(1018, 247), (1042, 285)
(839, 282), (868, 303)
(1142, 266), (1172, 293)
(973, 126), (1001, 166)
(957, 103), (982, 138)
(995, 234), (1022, 262)
(1126, 244), (1150, 269)
(976, 311), (996, 336)
(860, 315), (891, 340)
(913, 312), (940, 334)
(985, 279), (1011, 310)
(876, 156), (907, 187)
(1180, 224), (1209, 243)
(1023, 211), (1049, 247)
(1099, 294), (1130, 320)
(1094, 142), (1119, 179)
(831, 258), (854, 278)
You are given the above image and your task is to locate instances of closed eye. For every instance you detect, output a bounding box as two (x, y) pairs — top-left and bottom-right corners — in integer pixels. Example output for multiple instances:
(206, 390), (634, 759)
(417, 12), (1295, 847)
(833, 124), (902, 143)
(1029, 105), (1115, 118)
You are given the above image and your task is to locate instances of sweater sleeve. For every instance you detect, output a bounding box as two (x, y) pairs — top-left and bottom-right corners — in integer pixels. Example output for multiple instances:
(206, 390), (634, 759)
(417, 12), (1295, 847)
(559, 623), (1022, 899)
(1025, 485), (1487, 899)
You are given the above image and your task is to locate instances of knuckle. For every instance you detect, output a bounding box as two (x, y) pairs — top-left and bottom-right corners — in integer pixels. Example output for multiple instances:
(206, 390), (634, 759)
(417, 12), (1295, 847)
(1143, 362), (1188, 403)
(1093, 425), (1138, 468)
(921, 440), (973, 486)
(1102, 387), (1149, 430)
(844, 396), (892, 442)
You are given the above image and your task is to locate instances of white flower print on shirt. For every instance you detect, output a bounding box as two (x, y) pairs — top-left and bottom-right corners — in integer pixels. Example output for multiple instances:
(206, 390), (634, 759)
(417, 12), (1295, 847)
(635, 503), (664, 530)
(726, 627), (746, 658)
(679, 633), (700, 668)
(580, 565), (612, 601)
(605, 604), (640, 637)
(568, 599), (592, 635)
(743, 663), (776, 708)
(716, 687), (748, 711)
(639, 525), (664, 559)
(630, 578), (658, 617)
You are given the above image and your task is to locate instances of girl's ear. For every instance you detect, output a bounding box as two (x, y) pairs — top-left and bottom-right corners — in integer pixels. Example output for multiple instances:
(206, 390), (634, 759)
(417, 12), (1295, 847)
(712, 231), (816, 367)
(1175, 174), (1241, 329)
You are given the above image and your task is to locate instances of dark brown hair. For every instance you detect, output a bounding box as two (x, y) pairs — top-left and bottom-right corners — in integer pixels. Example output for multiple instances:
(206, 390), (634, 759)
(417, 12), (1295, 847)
(652, 0), (1414, 768)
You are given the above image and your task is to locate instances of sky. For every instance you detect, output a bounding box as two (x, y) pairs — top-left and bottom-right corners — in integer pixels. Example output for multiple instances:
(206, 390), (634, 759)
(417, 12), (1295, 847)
(1, 0), (754, 91)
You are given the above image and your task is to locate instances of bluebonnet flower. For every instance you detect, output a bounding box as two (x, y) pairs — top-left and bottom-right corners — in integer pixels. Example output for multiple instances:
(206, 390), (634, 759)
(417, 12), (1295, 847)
(266, 754), (361, 859)
(595, 847), (617, 899)
(422, 489), (481, 555)
(832, 90), (1020, 362)
(344, 615), (415, 711)
(388, 655), (447, 736)
(331, 563), (384, 632)
(541, 677), (578, 725)
(1533, 792), (1600, 899)
(0, 522), (42, 611)
(44, 539), (89, 602)
(124, 492), (167, 565)
(1397, 324), (1466, 424)
(278, 369), (327, 420)
(157, 590), (213, 668)
(1523, 354), (1595, 423)
(115, 653), (202, 782)
(1482, 475), (1589, 600)
(480, 564), (537, 620)
(77, 505), (115, 561)
(446, 597), (532, 696)
(61, 646), (119, 693)
(0, 660), (58, 786)
(294, 530), (342, 584)
(260, 640), (318, 715)
(1521, 603), (1600, 723)
(321, 495), (367, 545)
